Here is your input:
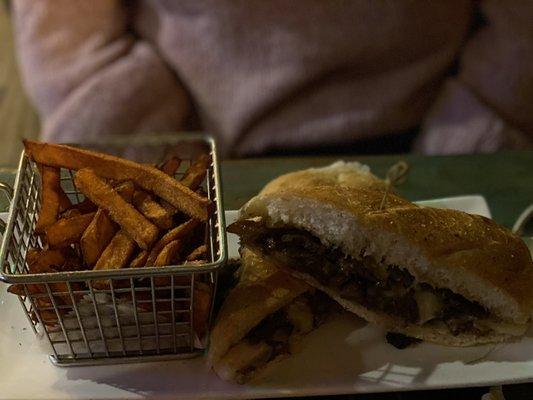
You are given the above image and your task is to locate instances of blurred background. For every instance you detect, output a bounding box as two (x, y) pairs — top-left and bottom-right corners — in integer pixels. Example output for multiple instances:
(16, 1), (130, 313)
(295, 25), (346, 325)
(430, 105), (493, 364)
(0, 1), (39, 168)
(1, 1), (532, 168)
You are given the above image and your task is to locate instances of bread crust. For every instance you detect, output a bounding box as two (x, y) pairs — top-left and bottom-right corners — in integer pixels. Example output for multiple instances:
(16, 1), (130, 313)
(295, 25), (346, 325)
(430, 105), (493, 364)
(260, 161), (387, 195)
(240, 184), (533, 327)
(207, 249), (308, 369)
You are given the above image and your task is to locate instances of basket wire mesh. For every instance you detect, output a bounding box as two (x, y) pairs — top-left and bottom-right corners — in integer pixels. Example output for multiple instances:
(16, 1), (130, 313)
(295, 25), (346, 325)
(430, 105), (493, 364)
(0, 134), (226, 366)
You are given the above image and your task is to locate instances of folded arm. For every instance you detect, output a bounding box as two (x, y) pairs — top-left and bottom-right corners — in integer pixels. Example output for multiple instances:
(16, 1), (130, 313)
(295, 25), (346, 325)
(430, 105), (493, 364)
(415, 0), (533, 153)
(13, 0), (189, 142)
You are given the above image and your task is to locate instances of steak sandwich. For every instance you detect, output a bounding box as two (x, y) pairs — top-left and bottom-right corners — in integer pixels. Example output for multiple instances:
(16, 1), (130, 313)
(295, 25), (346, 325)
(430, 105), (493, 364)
(208, 162), (381, 382)
(228, 162), (533, 346)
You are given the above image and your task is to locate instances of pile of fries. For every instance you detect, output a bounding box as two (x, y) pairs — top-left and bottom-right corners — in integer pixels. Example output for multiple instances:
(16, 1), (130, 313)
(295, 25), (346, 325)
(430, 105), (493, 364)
(8, 140), (215, 337)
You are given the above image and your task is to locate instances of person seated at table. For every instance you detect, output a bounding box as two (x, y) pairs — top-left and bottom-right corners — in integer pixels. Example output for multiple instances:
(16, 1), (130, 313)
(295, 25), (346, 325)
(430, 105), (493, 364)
(11, 0), (533, 157)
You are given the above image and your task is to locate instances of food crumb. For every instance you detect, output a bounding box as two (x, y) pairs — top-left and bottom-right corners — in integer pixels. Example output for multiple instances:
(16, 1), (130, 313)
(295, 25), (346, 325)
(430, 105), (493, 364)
(386, 332), (422, 349)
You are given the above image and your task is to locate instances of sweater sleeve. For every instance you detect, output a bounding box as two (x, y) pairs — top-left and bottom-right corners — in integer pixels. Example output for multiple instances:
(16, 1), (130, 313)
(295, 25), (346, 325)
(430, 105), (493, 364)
(13, 0), (190, 143)
(414, 0), (533, 154)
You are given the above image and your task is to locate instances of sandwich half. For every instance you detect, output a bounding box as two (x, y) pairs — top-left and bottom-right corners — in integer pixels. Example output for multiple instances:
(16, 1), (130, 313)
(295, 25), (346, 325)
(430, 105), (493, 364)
(207, 248), (336, 383)
(229, 164), (533, 346)
(208, 161), (378, 382)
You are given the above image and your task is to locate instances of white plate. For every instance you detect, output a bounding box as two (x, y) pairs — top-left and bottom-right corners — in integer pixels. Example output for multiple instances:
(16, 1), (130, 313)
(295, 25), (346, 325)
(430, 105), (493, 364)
(415, 195), (491, 217)
(1, 195), (532, 400)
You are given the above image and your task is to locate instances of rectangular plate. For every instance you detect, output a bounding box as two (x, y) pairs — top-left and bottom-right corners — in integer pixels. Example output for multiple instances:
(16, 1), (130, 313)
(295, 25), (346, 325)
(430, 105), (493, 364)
(1, 195), (533, 399)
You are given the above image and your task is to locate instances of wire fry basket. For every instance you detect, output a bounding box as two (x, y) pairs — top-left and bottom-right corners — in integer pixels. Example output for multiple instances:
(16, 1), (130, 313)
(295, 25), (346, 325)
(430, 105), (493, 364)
(0, 133), (227, 366)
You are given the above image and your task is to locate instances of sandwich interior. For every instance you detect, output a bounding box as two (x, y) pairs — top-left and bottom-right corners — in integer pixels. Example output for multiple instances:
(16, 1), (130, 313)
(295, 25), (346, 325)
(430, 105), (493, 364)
(215, 289), (338, 383)
(229, 220), (528, 342)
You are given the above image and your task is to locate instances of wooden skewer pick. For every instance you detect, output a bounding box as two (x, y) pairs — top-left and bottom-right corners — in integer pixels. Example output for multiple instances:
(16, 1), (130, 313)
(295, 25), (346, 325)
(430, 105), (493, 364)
(379, 161), (410, 211)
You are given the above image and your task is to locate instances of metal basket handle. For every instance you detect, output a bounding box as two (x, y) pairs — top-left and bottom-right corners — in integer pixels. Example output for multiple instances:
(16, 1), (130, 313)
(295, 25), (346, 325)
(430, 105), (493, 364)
(513, 204), (533, 257)
(0, 181), (14, 235)
(513, 204), (533, 236)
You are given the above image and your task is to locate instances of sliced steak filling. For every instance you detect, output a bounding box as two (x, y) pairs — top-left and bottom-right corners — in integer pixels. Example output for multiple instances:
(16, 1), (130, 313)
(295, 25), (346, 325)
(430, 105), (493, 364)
(230, 221), (495, 337)
(242, 290), (339, 368)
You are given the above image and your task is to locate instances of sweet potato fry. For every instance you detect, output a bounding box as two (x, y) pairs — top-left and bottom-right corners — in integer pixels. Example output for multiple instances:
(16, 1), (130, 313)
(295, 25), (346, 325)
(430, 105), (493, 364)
(186, 244), (207, 262)
(45, 212), (96, 248)
(26, 247), (82, 272)
(160, 201), (178, 217)
(8, 284), (34, 296)
(145, 219), (201, 266)
(34, 310), (60, 326)
(193, 282), (213, 339)
(26, 248), (65, 270)
(62, 197), (97, 216)
(29, 263), (83, 294)
(80, 209), (118, 266)
(152, 240), (185, 286)
(158, 159), (180, 215)
(133, 190), (173, 229)
(114, 180), (135, 202)
(61, 252), (85, 271)
(28, 262), (58, 274)
(94, 230), (136, 271)
(159, 156), (181, 177)
(92, 230), (136, 289)
(74, 169), (158, 249)
(24, 140), (213, 221)
(130, 250), (148, 268)
(35, 166), (71, 233)
(154, 240), (182, 266)
(25, 247), (41, 266)
(11, 262), (83, 305)
(58, 190), (72, 212)
(8, 282), (60, 315)
(60, 208), (82, 219)
(180, 154), (210, 191)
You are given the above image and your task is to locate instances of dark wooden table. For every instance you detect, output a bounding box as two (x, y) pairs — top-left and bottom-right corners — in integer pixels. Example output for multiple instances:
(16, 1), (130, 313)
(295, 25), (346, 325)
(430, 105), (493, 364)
(1, 151), (532, 399)
(222, 151), (533, 230)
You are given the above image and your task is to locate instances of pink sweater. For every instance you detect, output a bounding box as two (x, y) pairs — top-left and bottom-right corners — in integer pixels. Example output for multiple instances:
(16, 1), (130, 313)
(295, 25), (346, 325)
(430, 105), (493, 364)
(13, 0), (533, 156)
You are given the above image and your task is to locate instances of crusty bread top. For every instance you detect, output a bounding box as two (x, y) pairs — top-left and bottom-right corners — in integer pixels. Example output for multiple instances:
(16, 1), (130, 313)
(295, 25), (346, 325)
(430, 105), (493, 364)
(260, 161), (387, 196)
(239, 184), (533, 325)
(207, 249), (308, 366)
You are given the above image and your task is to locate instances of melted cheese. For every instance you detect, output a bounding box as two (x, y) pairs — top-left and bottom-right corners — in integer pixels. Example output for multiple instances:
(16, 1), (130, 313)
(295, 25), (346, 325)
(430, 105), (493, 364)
(475, 319), (528, 336)
(415, 290), (443, 324)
